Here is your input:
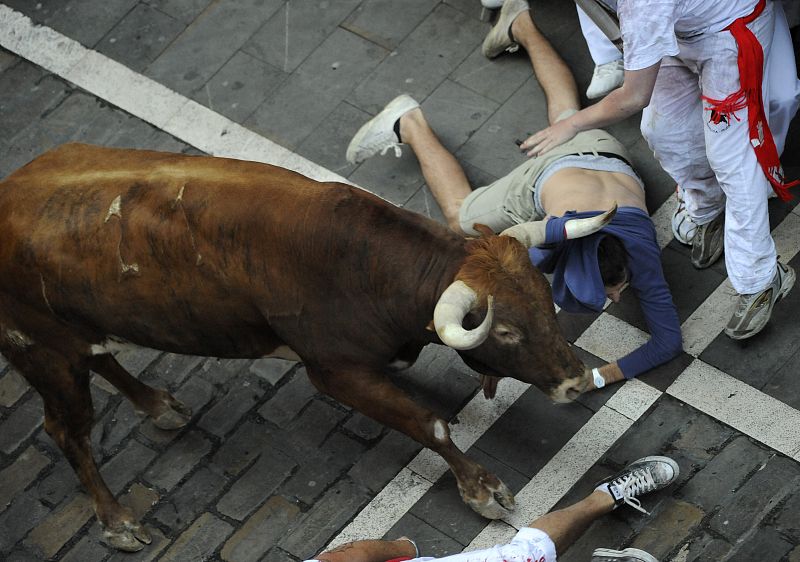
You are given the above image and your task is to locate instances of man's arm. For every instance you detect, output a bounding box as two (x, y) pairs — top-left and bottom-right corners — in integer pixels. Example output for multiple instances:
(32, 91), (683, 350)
(313, 538), (418, 562)
(521, 61), (661, 157)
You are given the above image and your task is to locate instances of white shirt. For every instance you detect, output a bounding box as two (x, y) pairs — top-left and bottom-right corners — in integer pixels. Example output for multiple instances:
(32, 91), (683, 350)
(613, 0), (760, 70)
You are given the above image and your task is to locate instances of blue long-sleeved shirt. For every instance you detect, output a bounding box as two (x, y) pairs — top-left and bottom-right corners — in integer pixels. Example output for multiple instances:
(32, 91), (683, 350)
(529, 207), (682, 379)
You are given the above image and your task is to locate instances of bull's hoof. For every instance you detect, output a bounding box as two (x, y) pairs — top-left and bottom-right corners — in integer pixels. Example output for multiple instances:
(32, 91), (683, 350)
(103, 520), (152, 552)
(464, 479), (515, 519)
(152, 396), (192, 430)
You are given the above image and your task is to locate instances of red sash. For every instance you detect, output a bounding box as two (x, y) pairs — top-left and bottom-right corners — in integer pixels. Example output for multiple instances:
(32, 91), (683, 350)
(701, 0), (799, 201)
(385, 558), (413, 562)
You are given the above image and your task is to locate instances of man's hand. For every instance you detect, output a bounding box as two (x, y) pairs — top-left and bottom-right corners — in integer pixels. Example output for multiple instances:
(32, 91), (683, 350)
(520, 118), (579, 157)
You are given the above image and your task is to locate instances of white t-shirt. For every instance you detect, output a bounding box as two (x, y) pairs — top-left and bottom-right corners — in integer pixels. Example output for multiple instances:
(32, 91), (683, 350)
(610, 0), (760, 70)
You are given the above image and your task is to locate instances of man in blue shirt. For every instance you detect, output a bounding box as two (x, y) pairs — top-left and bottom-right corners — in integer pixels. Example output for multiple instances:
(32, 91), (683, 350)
(346, 1), (682, 389)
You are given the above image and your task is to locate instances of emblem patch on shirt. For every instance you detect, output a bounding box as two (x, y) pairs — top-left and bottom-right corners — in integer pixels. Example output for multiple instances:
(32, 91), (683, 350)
(706, 109), (731, 133)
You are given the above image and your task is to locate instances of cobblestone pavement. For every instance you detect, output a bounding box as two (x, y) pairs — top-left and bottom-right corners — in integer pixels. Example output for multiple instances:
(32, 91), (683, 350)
(1, 1), (800, 561)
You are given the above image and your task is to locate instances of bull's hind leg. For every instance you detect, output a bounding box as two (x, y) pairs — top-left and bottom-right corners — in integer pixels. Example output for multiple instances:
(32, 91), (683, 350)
(308, 367), (515, 519)
(0, 341), (151, 551)
(89, 354), (191, 430)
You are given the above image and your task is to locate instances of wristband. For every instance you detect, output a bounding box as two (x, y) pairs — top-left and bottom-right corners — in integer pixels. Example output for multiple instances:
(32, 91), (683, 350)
(592, 367), (606, 389)
(398, 537), (419, 558)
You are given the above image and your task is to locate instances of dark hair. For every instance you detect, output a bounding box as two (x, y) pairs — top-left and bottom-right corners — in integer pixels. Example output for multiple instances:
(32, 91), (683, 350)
(597, 235), (628, 287)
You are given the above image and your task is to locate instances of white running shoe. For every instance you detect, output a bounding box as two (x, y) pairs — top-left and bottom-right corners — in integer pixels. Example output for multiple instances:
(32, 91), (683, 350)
(671, 185), (698, 246)
(345, 95), (419, 165)
(481, 0), (530, 59)
(586, 59), (625, 100)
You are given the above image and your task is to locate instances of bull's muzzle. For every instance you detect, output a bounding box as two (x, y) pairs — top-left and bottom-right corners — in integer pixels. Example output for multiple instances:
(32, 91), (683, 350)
(549, 370), (592, 403)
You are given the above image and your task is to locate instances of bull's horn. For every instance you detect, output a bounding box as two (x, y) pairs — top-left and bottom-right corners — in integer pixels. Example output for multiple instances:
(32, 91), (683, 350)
(500, 204), (618, 248)
(433, 280), (494, 350)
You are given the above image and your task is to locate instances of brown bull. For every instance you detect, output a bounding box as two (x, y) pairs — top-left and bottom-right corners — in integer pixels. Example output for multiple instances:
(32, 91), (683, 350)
(0, 144), (613, 551)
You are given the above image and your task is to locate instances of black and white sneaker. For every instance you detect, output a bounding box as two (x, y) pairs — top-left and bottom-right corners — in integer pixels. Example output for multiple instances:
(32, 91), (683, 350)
(591, 547), (659, 562)
(596, 456), (679, 515)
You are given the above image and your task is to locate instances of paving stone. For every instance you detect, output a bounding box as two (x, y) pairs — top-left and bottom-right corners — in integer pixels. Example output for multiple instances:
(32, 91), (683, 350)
(243, 0), (360, 74)
(344, 411), (385, 441)
(347, 4), (483, 114)
(630, 499), (705, 559)
(279, 478), (371, 560)
(0, 48), (17, 73)
(280, 432), (364, 505)
(384, 512), (464, 559)
(193, 50), (288, 123)
(144, 0), (213, 24)
(258, 368), (317, 427)
(106, 527), (170, 562)
(260, 548), (295, 562)
(342, 0), (436, 51)
(144, 430), (212, 490)
(0, 445), (51, 512)
(23, 494), (94, 559)
(0, 493), (50, 552)
(159, 512), (234, 562)
(139, 375), (214, 445)
(678, 436), (773, 509)
(60, 535), (108, 562)
(119, 482), (160, 520)
(668, 533), (732, 562)
(92, 399), (142, 454)
(295, 101), (365, 177)
(790, 545), (800, 562)
(762, 345), (800, 411)
(558, 514), (635, 562)
(146, 0), (284, 95)
(150, 353), (204, 387)
(4, 548), (49, 562)
(153, 465), (228, 530)
(39, 0), (139, 47)
(220, 495), (301, 562)
(114, 347), (163, 377)
(199, 357), (252, 385)
(669, 413), (734, 463)
(283, 399), (347, 449)
(0, 63), (69, 138)
(348, 430), (423, 493)
(710, 455), (800, 540)
(451, 46), (532, 104)
(0, 370), (30, 407)
(211, 420), (277, 476)
(248, 358), (297, 387)
(198, 376), (264, 437)
(96, 3), (184, 72)
(346, 146), (425, 205)
(402, 184), (449, 223)
(100, 439), (158, 495)
(774, 490), (800, 540)
(421, 79), (499, 153)
(0, 394), (43, 455)
(727, 526), (793, 561)
(34, 459), (80, 508)
(217, 450), (295, 521)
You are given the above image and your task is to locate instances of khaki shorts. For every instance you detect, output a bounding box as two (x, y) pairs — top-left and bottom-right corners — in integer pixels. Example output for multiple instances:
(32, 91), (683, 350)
(458, 113), (632, 235)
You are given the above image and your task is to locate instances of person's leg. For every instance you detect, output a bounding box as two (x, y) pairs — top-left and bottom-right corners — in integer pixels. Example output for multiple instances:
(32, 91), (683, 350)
(510, 10), (581, 124)
(767, 0), (800, 155)
(398, 109), (473, 233)
(530, 491), (614, 552)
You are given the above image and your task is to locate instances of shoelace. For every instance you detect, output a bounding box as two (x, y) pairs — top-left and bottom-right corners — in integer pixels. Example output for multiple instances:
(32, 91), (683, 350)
(617, 469), (657, 515)
(379, 143), (403, 158)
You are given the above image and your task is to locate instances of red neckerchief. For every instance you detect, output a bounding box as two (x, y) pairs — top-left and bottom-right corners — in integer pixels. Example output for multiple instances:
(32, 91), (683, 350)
(701, 0), (799, 201)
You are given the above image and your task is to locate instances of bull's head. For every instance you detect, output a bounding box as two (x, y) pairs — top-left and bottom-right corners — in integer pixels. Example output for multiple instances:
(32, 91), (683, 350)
(433, 207), (617, 403)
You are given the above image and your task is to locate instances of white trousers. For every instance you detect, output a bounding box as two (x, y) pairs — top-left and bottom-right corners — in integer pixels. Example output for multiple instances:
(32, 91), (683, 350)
(640, 1), (778, 294)
(576, 1), (800, 151)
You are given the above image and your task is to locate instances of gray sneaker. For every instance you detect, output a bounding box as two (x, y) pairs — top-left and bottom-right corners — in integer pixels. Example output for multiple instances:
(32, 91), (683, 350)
(724, 261), (795, 340)
(592, 548), (659, 562)
(345, 94), (419, 165)
(481, 0), (530, 58)
(596, 456), (679, 515)
(690, 212), (724, 268)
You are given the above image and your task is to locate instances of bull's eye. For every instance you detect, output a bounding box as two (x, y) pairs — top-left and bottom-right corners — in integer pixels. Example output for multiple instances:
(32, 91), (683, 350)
(493, 323), (522, 345)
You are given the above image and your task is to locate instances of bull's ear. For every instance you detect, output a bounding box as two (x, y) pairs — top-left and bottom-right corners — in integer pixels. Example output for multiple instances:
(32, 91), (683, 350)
(472, 223), (494, 238)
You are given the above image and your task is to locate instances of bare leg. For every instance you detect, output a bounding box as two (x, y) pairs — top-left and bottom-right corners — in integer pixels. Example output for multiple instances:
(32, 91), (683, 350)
(511, 11), (581, 124)
(398, 108), (472, 234)
(529, 490), (614, 552)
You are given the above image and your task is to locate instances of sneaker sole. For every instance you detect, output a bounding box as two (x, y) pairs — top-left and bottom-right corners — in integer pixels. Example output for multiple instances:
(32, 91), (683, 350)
(725, 264), (796, 340)
(345, 94), (419, 164)
(592, 548), (659, 562)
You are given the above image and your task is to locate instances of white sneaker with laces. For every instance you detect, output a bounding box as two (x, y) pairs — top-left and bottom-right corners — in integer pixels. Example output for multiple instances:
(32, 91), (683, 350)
(596, 456), (679, 515)
(671, 185), (698, 245)
(586, 59), (625, 99)
(481, 0), (504, 7)
(345, 95), (419, 165)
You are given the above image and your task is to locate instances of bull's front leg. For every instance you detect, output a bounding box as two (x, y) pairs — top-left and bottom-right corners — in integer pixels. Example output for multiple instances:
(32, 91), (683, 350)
(307, 368), (514, 519)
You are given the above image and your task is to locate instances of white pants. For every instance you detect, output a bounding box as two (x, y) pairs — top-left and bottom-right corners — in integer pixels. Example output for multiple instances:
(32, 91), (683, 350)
(576, 1), (800, 151)
(640, 1), (779, 294)
(411, 528), (556, 562)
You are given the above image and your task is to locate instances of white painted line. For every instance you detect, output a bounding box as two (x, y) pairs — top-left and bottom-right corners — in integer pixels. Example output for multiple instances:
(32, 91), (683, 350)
(681, 212), (800, 356)
(668, 359), (800, 461)
(0, 5), (348, 185)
